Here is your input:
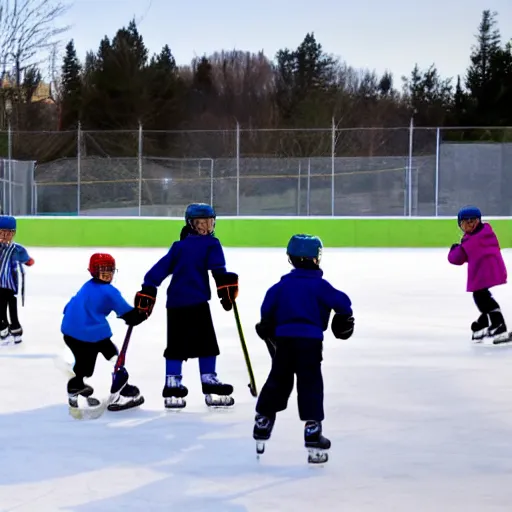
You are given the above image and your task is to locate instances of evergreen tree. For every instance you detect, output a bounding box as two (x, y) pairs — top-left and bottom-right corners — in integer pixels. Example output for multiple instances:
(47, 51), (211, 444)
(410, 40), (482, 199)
(275, 33), (335, 123)
(146, 45), (183, 130)
(461, 10), (512, 129)
(81, 20), (150, 129)
(378, 71), (393, 96)
(466, 10), (501, 97)
(402, 64), (452, 125)
(60, 39), (82, 129)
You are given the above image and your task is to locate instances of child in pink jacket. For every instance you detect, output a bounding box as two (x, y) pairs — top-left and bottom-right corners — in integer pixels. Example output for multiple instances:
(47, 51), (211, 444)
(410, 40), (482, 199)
(448, 206), (508, 341)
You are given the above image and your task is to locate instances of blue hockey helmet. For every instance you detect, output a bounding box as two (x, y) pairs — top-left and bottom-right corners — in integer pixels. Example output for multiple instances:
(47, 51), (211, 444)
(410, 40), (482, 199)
(0, 215), (16, 244)
(0, 215), (16, 230)
(286, 234), (323, 262)
(185, 203), (216, 235)
(457, 206), (481, 226)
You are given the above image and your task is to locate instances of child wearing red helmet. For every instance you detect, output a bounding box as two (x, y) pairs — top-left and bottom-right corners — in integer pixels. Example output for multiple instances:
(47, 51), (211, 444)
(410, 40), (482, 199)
(61, 253), (149, 412)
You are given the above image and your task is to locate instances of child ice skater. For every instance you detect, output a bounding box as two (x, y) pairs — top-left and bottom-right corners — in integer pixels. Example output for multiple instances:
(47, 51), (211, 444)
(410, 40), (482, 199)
(61, 253), (148, 411)
(135, 203), (239, 409)
(448, 206), (508, 342)
(253, 234), (354, 462)
(0, 215), (34, 344)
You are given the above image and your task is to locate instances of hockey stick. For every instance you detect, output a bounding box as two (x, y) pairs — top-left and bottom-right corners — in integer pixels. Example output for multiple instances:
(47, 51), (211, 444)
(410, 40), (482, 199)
(233, 301), (258, 397)
(111, 325), (133, 389)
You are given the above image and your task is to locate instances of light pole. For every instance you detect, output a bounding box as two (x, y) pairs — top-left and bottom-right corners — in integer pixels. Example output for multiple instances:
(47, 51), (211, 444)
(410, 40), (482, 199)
(5, 98), (12, 215)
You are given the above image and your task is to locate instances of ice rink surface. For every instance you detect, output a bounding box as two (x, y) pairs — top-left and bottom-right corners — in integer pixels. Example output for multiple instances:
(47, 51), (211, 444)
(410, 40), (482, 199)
(1, 246), (512, 511)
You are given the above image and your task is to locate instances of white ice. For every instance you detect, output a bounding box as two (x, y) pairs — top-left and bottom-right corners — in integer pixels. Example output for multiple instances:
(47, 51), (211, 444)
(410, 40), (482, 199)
(1, 247), (512, 512)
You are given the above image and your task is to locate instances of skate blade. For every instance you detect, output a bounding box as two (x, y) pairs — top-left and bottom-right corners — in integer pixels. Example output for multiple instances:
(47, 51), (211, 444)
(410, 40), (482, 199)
(492, 332), (512, 345)
(256, 441), (265, 457)
(307, 448), (329, 464)
(69, 401), (108, 420)
(205, 394), (235, 408)
(475, 332), (512, 345)
(108, 396), (145, 411)
(165, 397), (186, 410)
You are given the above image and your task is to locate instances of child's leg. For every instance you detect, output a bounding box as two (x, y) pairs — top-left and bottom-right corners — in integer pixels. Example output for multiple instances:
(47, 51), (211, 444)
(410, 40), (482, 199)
(294, 338), (324, 423)
(199, 355), (216, 374)
(162, 309), (188, 405)
(7, 292), (20, 329)
(0, 288), (10, 338)
(473, 289), (506, 335)
(7, 292), (22, 342)
(256, 340), (294, 417)
(63, 335), (100, 405)
(295, 338), (331, 451)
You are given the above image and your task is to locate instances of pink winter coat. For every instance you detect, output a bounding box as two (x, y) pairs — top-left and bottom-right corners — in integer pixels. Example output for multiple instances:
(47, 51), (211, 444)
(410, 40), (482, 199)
(448, 223), (507, 292)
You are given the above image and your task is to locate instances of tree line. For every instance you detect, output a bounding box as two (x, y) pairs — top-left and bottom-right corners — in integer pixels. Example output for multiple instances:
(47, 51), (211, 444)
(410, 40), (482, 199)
(58, 9), (512, 136)
(1, 8), (512, 161)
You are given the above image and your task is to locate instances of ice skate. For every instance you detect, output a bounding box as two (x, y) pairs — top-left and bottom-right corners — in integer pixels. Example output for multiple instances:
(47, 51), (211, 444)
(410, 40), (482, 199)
(163, 375), (188, 409)
(108, 383), (145, 411)
(304, 420), (331, 464)
(488, 323), (512, 345)
(253, 413), (275, 456)
(482, 310), (512, 345)
(201, 372), (234, 407)
(9, 326), (22, 344)
(68, 383), (101, 409)
(67, 383), (107, 420)
(0, 323), (10, 345)
(471, 314), (489, 342)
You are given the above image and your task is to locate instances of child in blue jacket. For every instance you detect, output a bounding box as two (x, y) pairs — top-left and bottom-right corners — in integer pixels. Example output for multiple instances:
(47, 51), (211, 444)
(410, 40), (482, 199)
(135, 203), (239, 409)
(0, 215), (34, 344)
(253, 234), (354, 461)
(62, 253), (148, 411)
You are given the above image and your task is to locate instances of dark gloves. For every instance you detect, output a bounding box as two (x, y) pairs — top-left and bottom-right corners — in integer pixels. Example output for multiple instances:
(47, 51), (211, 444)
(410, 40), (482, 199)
(256, 321), (276, 358)
(214, 272), (239, 311)
(121, 308), (148, 327)
(134, 285), (157, 317)
(331, 313), (354, 340)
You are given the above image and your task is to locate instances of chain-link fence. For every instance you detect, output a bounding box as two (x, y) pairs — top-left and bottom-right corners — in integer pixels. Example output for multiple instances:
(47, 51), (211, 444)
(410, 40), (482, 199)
(3, 125), (512, 216)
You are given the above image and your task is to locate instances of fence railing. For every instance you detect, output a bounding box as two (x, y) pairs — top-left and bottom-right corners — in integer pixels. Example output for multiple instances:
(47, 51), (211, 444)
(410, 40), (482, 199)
(1, 123), (512, 217)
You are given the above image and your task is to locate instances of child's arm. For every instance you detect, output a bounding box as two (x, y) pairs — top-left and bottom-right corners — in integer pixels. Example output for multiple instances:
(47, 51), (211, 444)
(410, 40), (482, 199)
(15, 245), (34, 266)
(448, 243), (467, 265)
(135, 246), (176, 314)
(323, 282), (354, 340)
(143, 246), (175, 288)
(255, 285), (278, 357)
(109, 287), (147, 326)
(209, 239), (238, 311)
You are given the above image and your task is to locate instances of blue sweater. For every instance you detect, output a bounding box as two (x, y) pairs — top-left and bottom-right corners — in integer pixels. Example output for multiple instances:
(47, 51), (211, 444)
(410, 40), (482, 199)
(61, 280), (133, 342)
(260, 268), (352, 340)
(143, 234), (227, 308)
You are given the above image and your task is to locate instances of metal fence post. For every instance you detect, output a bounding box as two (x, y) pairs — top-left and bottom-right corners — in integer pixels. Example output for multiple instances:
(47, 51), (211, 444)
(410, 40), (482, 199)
(77, 122), (81, 215)
(210, 158), (214, 206)
(331, 117), (336, 216)
(138, 123), (143, 216)
(435, 127), (441, 216)
(407, 117), (414, 216)
(7, 118), (12, 215)
(307, 158), (311, 216)
(297, 160), (301, 215)
(236, 122), (240, 216)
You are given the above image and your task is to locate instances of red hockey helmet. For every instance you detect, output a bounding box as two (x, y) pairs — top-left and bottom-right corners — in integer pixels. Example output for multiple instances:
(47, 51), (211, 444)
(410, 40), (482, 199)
(88, 253), (116, 282)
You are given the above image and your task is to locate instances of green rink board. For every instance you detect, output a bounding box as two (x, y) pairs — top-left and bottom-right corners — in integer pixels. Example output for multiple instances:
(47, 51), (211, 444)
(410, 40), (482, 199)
(12, 216), (512, 248)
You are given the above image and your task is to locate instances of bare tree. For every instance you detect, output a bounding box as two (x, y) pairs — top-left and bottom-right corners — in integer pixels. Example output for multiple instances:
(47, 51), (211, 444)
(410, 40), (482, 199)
(0, 0), (70, 86)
